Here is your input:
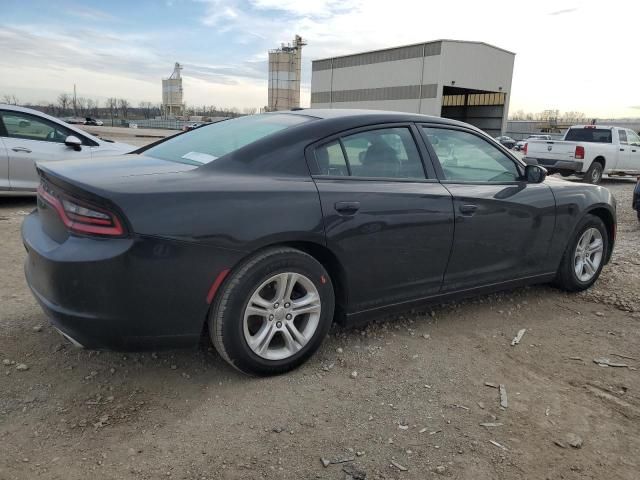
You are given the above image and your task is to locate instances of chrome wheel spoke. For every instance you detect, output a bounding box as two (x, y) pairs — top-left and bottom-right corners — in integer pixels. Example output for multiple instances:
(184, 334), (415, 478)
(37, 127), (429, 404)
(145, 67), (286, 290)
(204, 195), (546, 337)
(584, 258), (596, 276)
(587, 239), (603, 255)
(285, 322), (306, 346)
(246, 305), (269, 318)
(250, 322), (276, 354)
(251, 295), (272, 309)
(292, 293), (321, 315)
(274, 272), (297, 303)
(281, 327), (301, 354)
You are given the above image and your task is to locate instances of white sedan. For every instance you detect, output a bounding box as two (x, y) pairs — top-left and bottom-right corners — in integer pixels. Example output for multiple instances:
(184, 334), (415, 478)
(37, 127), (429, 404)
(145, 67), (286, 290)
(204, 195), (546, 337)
(0, 105), (133, 192)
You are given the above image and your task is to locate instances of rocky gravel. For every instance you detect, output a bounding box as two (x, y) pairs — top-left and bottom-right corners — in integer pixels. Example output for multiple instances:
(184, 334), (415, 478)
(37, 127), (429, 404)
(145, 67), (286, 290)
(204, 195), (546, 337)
(1, 177), (639, 479)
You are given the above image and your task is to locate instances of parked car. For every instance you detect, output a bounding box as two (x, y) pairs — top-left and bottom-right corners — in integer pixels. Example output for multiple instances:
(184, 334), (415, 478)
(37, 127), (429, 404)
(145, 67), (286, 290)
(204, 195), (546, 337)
(495, 136), (516, 149)
(84, 117), (104, 126)
(22, 110), (616, 376)
(524, 125), (640, 183)
(182, 122), (207, 132)
(0, 105), (133, 192)
(633, 177), (640, 221)
(514, 135), (552, 151)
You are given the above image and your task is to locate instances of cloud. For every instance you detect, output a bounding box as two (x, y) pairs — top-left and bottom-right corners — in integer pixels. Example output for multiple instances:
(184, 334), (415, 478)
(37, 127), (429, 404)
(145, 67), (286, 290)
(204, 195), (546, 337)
(548, 7), (578, 15)
(67, 5), (116, 21)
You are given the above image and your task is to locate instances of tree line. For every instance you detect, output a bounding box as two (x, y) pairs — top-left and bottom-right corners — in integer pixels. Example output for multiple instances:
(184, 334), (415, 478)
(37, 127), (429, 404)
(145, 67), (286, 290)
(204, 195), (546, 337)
(1, 93), (260, 120)
(509, 109), (587, 123)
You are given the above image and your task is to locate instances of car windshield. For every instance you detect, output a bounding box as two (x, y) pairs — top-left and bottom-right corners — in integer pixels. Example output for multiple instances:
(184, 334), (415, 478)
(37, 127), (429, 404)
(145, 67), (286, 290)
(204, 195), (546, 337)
(145, 114), (314, 165)
(564, 128), (612, 143)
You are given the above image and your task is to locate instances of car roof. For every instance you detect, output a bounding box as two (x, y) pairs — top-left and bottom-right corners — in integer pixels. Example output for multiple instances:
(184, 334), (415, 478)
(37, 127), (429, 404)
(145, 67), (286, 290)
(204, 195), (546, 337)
(273, 108), (473, 128)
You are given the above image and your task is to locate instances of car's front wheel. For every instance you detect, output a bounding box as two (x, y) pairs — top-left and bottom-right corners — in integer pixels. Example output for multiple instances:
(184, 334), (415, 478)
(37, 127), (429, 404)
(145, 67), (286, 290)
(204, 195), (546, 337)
(209, 247), (335, 376)
(554, 214), (608, 292)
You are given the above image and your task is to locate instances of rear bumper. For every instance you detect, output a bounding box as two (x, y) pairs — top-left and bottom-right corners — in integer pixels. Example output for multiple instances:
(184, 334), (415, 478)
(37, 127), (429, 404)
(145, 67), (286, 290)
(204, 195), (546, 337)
(22, 210), (242, 350)
(524, 157), (583, 173)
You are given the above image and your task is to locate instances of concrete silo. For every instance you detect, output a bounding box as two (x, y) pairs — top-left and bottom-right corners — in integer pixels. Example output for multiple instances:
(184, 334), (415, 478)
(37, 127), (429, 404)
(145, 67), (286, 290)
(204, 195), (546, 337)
(162, 62), (184, 117)
(268, 35), (306, 111)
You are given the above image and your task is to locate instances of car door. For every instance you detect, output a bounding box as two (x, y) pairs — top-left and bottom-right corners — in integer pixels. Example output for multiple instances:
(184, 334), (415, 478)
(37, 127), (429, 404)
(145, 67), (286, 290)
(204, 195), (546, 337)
(624, 130), (640, 173)
(616, 129), (632, 171)
(308, 124), (455, 313)
(0, 135), (9, 190)
(419, 125), (556, 292)
(0, 110), (89, 191)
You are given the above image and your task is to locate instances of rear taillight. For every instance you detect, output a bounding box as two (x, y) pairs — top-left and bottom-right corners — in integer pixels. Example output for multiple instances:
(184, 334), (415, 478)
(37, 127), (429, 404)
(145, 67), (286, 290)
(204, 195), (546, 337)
(575, 146), (585, 160)
(523, 143), (528, 155)
(37, 185), (124, 236)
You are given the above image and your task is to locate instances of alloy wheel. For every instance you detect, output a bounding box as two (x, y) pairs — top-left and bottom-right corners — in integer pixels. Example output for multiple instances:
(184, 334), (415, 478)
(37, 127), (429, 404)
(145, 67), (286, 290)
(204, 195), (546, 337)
(243, 272), (321, 360)
(573, 227), (604, 282)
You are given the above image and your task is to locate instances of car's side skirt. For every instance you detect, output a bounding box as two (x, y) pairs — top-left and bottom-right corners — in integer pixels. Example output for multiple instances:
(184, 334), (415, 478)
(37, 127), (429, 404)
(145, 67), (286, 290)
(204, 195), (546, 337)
(343, 272), (556, 327)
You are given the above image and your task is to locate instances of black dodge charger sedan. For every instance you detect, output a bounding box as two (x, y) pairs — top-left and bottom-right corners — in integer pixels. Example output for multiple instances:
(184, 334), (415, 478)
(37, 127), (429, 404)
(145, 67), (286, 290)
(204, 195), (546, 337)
(22, 110), (616, 375)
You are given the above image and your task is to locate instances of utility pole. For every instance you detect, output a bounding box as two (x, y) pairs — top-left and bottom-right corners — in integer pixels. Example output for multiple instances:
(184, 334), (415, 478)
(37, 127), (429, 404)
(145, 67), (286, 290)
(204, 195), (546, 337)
(73, 84), (77, 117)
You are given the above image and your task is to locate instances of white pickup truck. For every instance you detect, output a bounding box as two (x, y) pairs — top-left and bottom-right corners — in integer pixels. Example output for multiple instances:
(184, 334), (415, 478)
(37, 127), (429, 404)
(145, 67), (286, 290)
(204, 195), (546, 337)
(523, 125), (640, 183)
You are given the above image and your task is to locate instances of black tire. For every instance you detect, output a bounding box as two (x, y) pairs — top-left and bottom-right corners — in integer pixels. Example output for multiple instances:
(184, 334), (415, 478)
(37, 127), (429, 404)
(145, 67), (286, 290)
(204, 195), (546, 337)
(209, 247), (335, 376)
(637, 210), (640, 222)
(553, 214), (608, 292)
(584, 161), (603, 184)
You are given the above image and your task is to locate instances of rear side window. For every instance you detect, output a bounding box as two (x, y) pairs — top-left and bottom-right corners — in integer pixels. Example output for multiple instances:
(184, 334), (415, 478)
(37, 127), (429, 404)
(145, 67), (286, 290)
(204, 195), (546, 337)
(145, 114), (314, 165)
(564, 128), (612, 143)
(314, 127), (426, 180)
(619, 130), (628, 144)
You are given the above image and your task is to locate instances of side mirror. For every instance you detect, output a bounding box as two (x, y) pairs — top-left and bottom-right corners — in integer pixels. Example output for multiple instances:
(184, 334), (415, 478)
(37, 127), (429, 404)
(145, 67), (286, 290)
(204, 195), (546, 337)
(525, 164), (547, 183)
(64, 135), (82, 151)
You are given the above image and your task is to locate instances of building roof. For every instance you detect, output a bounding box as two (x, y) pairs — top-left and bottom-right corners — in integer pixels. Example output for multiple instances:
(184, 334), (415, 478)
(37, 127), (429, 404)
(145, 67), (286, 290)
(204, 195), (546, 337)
(312, 39), (515, 63)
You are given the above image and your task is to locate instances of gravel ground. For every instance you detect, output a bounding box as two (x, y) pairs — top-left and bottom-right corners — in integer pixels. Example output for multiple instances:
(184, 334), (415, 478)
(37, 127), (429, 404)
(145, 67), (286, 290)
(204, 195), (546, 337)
(1, 176), (639, 480)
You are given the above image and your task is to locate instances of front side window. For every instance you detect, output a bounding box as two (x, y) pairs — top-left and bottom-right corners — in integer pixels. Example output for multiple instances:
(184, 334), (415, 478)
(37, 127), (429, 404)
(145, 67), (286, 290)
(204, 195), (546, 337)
(422, 127), (520, 183)
(145, 114), (314, 165)
(1, 111), (73, 143)
(626, 130), (640, 146)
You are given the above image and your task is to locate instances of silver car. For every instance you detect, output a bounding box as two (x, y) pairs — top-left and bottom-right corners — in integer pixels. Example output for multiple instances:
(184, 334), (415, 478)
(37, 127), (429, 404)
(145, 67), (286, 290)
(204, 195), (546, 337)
(0, 105), (133, 192)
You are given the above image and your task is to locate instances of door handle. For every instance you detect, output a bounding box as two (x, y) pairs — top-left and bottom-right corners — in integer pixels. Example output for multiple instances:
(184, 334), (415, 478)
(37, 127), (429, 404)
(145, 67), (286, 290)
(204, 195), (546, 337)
(12, 147), (32, 153)
(459, 204), (478, 216)
(334, 201), (360, 215)
(620, 148), (625, 152)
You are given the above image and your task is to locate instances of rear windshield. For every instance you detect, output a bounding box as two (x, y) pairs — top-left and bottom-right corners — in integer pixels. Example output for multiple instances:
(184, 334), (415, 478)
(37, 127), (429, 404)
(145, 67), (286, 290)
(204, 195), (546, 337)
(564, 128), (612, 143)
(144, 114), (314, 165)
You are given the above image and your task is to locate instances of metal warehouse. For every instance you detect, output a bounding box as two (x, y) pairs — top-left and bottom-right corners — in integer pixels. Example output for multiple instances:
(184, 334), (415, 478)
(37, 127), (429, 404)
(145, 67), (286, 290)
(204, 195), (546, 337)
(310, 40), (515, 137)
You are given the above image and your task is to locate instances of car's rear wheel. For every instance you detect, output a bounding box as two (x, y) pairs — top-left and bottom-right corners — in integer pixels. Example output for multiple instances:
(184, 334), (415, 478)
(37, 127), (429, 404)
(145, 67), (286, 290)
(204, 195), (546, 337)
(554, 214), (608, 292)
(585, 162), (603, 184)
(209, 247), (334, 376)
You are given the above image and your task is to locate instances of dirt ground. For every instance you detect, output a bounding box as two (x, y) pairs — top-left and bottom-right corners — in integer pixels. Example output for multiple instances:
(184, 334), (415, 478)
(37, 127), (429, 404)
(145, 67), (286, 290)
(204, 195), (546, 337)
(1, 175), (639, 480)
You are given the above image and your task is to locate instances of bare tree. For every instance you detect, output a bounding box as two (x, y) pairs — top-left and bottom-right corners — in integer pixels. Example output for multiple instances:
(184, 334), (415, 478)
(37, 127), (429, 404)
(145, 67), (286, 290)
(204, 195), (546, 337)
(76, 97), (88, 116)
(139, 101), (153, 119)
(118, 98), (130, 119)
(106, 97), (118, 125)
(242, 107), (258, 115)
(57, 93), (72, 116)
(2, 94), (19, 105)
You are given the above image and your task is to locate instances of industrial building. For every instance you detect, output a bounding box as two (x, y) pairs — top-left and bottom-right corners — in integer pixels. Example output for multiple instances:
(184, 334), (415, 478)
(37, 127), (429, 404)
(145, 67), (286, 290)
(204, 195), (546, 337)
(162, 62), (184, 117)
(268, 35), (305, 111)
(311, 40), (515, 137)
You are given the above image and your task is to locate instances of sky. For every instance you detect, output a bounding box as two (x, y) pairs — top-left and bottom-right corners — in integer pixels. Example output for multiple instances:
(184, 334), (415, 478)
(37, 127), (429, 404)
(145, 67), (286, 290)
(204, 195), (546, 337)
(0, 0), (638, 117)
